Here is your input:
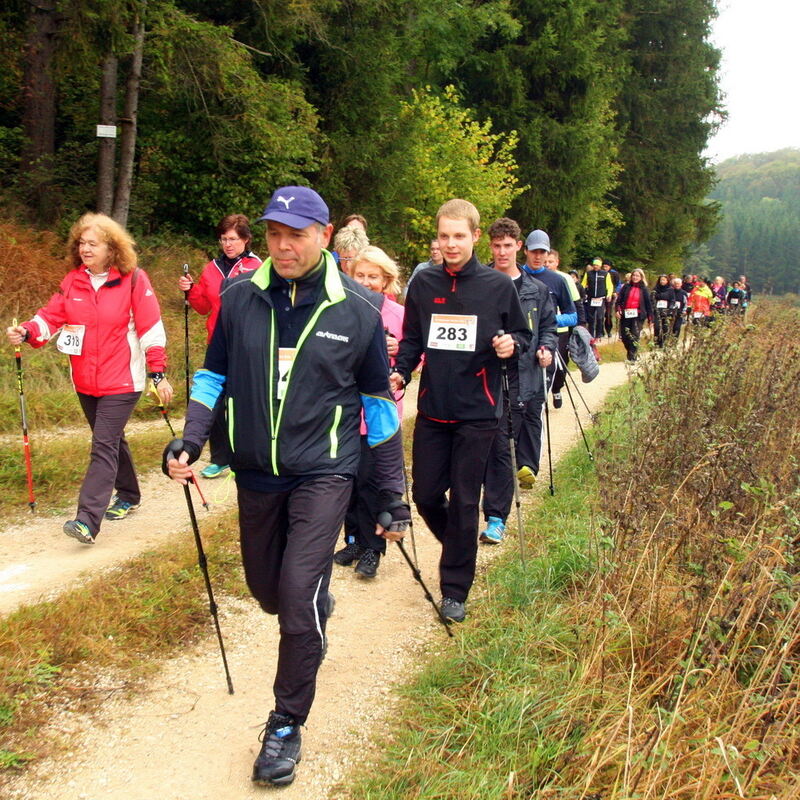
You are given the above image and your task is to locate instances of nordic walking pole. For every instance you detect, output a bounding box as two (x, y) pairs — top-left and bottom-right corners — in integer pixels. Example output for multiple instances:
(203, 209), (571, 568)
(402, 457), (419, 569)
(168, 439), (234, 693)
(378, 513), (453, 638)
(11, 319), (35, 511)
(182, 264), (191, 407)
(562, 378), (594, 462)
(556, 349), (594, 418)
(149, 380), (176, 436)
(496, 330), (526, 565)
(149, 382), (209, 510)
(542, 364), (555, 496)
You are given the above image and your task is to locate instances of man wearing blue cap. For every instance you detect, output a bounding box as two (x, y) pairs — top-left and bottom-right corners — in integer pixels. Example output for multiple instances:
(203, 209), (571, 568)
(165, 186), (408, 787)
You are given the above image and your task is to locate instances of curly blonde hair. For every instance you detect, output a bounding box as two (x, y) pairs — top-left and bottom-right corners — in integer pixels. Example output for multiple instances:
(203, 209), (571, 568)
(67, 213), (138, 274)
(352, 245), (401, 296)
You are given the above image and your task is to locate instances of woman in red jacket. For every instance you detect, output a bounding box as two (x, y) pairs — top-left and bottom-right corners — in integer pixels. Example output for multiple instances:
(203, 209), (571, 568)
(178, 214), (261, 478)
(6, 213), (172, 544)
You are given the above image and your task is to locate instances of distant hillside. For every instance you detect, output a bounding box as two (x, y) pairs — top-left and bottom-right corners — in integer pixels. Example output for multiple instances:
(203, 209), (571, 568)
(705, 149), (800, 293)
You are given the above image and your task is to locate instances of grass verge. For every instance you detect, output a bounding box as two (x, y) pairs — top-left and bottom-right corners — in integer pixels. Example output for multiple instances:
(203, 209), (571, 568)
(342, 302), (800, 799)
(0, 425), (171, 519)
(0, 510), (247, 779)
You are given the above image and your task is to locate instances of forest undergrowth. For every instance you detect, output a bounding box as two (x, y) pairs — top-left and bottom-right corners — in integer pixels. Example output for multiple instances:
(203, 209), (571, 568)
(348, 300), (799, 799)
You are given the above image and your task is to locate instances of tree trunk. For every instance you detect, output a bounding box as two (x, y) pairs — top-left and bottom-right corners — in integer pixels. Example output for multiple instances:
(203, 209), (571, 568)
(20, 0), (58, 221)
(96, 54), (118, 215)
(112, 6), (146, 228)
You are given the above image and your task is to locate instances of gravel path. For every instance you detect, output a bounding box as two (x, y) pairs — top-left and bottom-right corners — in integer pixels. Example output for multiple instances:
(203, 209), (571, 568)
(2, 362), (629, 800)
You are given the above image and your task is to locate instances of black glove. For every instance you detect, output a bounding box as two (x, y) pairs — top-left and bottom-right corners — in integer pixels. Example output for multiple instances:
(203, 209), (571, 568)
(161, 438), (201, 476)
(376, 491), (411, 534)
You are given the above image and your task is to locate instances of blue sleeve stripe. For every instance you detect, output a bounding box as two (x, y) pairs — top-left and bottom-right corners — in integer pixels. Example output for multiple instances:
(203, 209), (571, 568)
(556, 312), (578, 328)
(361, 394), (400, 447)
(191, 369), (226, 410)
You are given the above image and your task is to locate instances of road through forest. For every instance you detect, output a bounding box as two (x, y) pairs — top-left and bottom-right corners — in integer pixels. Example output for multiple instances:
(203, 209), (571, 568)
(3, 362), (629, 800)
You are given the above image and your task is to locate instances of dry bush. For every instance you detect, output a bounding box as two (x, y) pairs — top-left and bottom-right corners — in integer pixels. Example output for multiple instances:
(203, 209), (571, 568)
(552, 304), (800, 798)
(0, 222), (70, 317)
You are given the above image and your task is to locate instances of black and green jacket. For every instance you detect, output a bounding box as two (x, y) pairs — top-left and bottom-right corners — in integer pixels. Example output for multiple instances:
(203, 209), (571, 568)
(184, 252), (402, 490)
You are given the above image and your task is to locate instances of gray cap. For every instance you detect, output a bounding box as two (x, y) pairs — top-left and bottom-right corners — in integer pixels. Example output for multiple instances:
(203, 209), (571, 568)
(525, 229), (551, 252)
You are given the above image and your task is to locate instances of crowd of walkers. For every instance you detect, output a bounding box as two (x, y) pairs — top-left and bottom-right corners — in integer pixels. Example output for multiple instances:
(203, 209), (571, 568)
(6, 189), (752, 789)
(575, 263), (751, 361)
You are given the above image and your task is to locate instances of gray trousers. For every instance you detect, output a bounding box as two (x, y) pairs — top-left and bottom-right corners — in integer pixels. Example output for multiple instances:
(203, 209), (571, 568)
(237, 476), (352, 723)
(76, 391), (141, 536)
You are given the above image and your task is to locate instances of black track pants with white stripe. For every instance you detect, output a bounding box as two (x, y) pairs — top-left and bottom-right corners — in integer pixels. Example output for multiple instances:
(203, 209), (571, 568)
(237, 476), (352, 723)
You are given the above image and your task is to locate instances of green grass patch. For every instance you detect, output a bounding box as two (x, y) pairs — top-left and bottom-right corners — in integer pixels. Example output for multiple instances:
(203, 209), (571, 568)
(343, 417), (615, 799)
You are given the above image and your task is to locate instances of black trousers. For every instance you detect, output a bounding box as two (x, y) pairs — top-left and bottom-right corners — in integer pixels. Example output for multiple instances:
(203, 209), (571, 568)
(412, 415), (498, 602)
(237, 476), (352, 724)
(483, 397), (542, 522)
(604, 299), (615, 336)
(343, 436), (386, 554)
(620, 317), (642, 360)
(653, 310), (673, 347)
(586, 300), (605, 339)
(76, 391), (141, 536)
(548, 330), (571, 395)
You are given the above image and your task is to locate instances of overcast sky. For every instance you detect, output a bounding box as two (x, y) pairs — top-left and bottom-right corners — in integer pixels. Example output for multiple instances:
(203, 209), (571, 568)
(705, 0), (800, 163)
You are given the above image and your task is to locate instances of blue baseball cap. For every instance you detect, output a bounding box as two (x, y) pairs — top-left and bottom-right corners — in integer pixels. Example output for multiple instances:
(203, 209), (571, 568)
(258, 186), (330, 229)
(524, 229), (551, 252)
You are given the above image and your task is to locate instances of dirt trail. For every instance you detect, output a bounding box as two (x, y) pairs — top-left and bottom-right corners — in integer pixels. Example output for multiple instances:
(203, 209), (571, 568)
(3, 363), (629, 800)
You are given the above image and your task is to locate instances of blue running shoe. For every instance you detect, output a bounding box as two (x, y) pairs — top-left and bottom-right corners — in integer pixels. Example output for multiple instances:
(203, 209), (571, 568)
(200, 463), (230, 479)
(479, 516), (505, 544)
(63, 519), (95, 544)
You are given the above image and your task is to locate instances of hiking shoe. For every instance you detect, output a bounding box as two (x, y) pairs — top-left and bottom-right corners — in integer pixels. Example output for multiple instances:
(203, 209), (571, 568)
(479, 516), (505, 544)
(552, 392), (563, 409)
(63, 520), (94, 545)
(200, 463), (229, 479)
(333, 541), (365, 566)
(104, 496), (139, 521)
(440, 597), (466, 623)
(355, 548), (381, 578)
(517, 465), (537, 489)
(252, 711), (302, 787)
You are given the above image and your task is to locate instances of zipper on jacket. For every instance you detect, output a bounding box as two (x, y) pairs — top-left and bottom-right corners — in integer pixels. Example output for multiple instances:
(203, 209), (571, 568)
(329, 405), (342, 458)
(268, 280), (341, 475)
(475, 367), (496, 406)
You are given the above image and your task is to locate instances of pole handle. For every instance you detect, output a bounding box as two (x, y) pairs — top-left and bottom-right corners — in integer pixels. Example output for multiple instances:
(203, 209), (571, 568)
(11, 317), (21, 356)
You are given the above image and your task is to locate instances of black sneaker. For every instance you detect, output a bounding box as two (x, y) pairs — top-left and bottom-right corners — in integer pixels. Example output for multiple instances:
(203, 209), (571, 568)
(552, 392), (563, 409)
(252, 711), (302, 786)
(440, 596), (466, 623)
(332, 541), (365, 566)
(354, 548), (380, 578)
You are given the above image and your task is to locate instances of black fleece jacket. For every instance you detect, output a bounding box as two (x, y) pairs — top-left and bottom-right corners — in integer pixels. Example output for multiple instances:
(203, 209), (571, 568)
(393, 255), (531, 422)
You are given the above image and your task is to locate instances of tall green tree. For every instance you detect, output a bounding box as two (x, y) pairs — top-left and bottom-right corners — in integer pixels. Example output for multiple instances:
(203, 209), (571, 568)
(609, 0), (723, 272)
(369, 85), (525, 267)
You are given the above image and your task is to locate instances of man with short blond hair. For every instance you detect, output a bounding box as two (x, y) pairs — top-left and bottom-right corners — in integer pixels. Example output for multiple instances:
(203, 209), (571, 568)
(390, 200), (530, 622)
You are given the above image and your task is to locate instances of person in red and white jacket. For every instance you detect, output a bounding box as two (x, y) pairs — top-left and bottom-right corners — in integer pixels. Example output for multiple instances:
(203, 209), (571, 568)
(178, 214), (261, 478)
(6, 213), (172, 544)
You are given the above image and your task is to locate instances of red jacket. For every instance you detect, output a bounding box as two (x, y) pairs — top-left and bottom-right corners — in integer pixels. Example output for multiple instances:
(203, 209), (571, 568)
(187, 253), (261, 341)
(23, 266), (167, 396)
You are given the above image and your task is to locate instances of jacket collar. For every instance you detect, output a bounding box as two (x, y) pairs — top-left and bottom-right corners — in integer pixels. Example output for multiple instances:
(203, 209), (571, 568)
(250, 250), (345, 303)
(441, 253), (482, 278)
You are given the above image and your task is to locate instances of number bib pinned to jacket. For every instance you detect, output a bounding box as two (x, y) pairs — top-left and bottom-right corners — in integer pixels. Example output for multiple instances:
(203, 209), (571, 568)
(56, 324), (86, 355)
(427, 314), (477, 352)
